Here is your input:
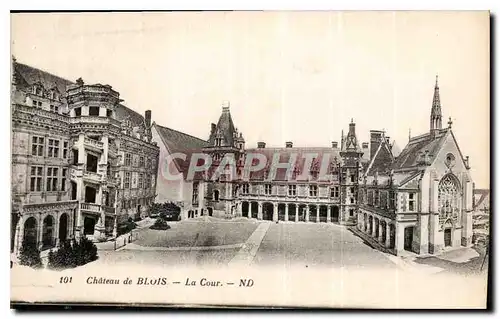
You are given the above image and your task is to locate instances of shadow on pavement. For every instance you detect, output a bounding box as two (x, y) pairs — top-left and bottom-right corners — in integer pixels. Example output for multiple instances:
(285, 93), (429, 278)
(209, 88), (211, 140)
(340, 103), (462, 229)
(413, 247), (489, 276)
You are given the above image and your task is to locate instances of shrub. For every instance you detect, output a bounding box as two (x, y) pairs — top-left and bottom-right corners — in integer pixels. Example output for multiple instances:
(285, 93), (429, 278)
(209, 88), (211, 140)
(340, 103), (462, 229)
(117, 219), (137, 236)
(150, 217), (171, 230)
(47, 237), (98, 270)
(19, 240), (42, 269)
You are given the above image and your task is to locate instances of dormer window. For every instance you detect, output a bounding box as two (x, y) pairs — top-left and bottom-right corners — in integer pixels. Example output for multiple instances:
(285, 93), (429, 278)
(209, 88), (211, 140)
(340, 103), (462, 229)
(32, 85), (42, 96)
(215, 137), (222, 147)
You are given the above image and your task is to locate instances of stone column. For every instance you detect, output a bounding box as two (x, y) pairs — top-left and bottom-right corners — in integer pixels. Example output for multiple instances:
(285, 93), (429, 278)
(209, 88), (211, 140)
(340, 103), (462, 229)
(371, 216), (376, 237)
(37, 215), (44, 250)
(257, 202), (263, 220)
(295, 206), (299, 222)
(316, 205), (320, 222)
(54, 212), (60, 247)
(273, 204), (278, 222)
(395, 223), (406, 255)
(285, 204), (289, 222)
(305, 206), (310, 223)
(385, 221), (391, 248)
(378, 221), (384, 243)
(327, 206), (331, 223)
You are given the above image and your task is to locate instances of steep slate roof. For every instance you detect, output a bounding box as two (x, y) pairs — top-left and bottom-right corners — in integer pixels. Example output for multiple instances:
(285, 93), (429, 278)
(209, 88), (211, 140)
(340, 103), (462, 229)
(473, 189), (490, 210)
(245, 146), (341, 181)
(154, 123), (209, 176)
(115, 104), (146, 129)
(208, 107), (237, 147)
(14, 62), (73, 94)
(392, 129), (448, 170)
(365, 138), (394, 176)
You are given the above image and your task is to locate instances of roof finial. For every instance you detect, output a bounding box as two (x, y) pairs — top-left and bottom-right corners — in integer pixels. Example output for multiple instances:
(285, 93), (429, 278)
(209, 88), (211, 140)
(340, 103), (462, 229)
(351, 118), (353, 123)
(448, 116), (453, 129)
(435, 74), (439, 88)
(408, 128), (411, 141)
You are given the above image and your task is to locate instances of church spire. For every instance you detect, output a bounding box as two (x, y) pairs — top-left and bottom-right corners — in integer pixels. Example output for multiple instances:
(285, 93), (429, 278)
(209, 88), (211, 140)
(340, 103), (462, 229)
(430, 75), (442, 136)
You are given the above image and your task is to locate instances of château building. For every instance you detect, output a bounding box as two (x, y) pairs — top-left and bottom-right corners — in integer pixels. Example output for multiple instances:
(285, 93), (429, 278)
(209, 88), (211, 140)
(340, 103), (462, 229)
(356, 77), (474, 255)
(10, 59), (159, 255)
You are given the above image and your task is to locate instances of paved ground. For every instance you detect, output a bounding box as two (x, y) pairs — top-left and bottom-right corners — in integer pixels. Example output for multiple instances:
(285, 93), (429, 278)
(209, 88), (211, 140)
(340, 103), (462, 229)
(133, 219), (259, 248)
(252, 222), (397, 269)
(413, 245), (489, 276)
(95, 247), (241, 267)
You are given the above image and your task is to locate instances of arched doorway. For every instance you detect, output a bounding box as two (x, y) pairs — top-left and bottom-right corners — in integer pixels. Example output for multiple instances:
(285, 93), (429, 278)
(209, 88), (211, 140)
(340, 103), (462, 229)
(207, 207), (213, 217)
(242, 202), (250, 218)
(262, 202), (273, 221)
(380, 220), (387, 244)
(374, 218), (380, 238)
(23, 217), (37, 245)
(42, 215), (55, 249)
(404, 226), (414, 252)
(319, 206), (327, 222)
(298, 204), (307, 222)
(363, 213), (368, 232)
(278, 203), (286, 221)
(308, 205), (317, 222)
(389, 224), (395, 249)
(250, 202), (258, 219)
(444, 228), (452, 247)
(288, 204), (296, 222)
(331, 206), (339, 223)
(59, 213), (69, 242)
(84, 216), (96, 235)
(368, 215), (373, 234)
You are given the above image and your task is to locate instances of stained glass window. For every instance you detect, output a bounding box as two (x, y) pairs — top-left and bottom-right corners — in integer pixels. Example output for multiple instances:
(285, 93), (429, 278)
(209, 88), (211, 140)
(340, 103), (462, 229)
(438, 174), (461, 225)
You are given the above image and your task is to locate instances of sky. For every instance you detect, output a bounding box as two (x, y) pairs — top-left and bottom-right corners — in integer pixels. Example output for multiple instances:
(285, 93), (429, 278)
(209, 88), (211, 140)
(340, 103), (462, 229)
(11, 11), (490, 188)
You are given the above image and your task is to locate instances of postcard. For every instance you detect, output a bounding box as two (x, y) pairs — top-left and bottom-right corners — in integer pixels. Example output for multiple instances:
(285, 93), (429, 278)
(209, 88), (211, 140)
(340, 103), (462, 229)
(10, 11), (490, 309)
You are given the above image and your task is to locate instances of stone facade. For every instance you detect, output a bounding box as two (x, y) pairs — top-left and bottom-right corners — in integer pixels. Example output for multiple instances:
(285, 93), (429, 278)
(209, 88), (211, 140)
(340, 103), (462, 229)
(11, 59), (159, 254)
(356, 77), (474, 255)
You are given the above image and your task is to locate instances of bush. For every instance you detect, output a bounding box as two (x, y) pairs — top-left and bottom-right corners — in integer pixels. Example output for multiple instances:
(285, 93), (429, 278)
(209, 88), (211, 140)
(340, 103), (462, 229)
(117, 219), (137, 236)
(150, 217), (170, 230)
(19, 240), (42, 269)
(47, 237), (98, 270)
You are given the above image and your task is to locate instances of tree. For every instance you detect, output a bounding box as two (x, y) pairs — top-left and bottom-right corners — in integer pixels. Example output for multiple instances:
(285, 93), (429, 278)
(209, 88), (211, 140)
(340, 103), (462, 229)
(19, 240), (42, 269)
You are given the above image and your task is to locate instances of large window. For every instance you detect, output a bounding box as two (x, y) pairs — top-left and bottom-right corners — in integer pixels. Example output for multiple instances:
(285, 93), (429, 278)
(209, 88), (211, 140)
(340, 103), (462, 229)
(31, 136), (45, 156)
(139, 156), (145, 167)
(124, 172), (131, 189)
(288, 185), (297, 196)
(61, 168), (67, 191)
(30, 166), (43, 192)
(309, 185), (318, 197)
(265, 184), (272, 195)
(138, 173), (144, 189)
(438, 174), (460, 223)
(330, 186), (339, 198)
(124, 153), (132, 166)
(47, 139), (60, 158)
(63, 141), (68, 159)
(242, 184), (249, 194)
(192, 182), (199, 205)
(46, 167), (59, 192)
(408, 193), (416, 211)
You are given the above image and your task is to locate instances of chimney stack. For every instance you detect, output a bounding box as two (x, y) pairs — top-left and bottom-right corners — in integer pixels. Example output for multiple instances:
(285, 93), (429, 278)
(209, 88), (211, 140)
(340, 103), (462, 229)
(285, 141), (293, 148)
(370, 130), (384, 160)
(362, 142), (369, 149)
(257, 142), (266, 149)
(332, 141), (338, 149)
(145, 110), (152, 128)
(210, 123), (216, 135)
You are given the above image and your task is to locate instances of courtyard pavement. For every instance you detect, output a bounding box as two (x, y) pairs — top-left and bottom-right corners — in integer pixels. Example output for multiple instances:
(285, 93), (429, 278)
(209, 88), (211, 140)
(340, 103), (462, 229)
(93, 219), (400, 270)
(88, 218), (489, 276)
